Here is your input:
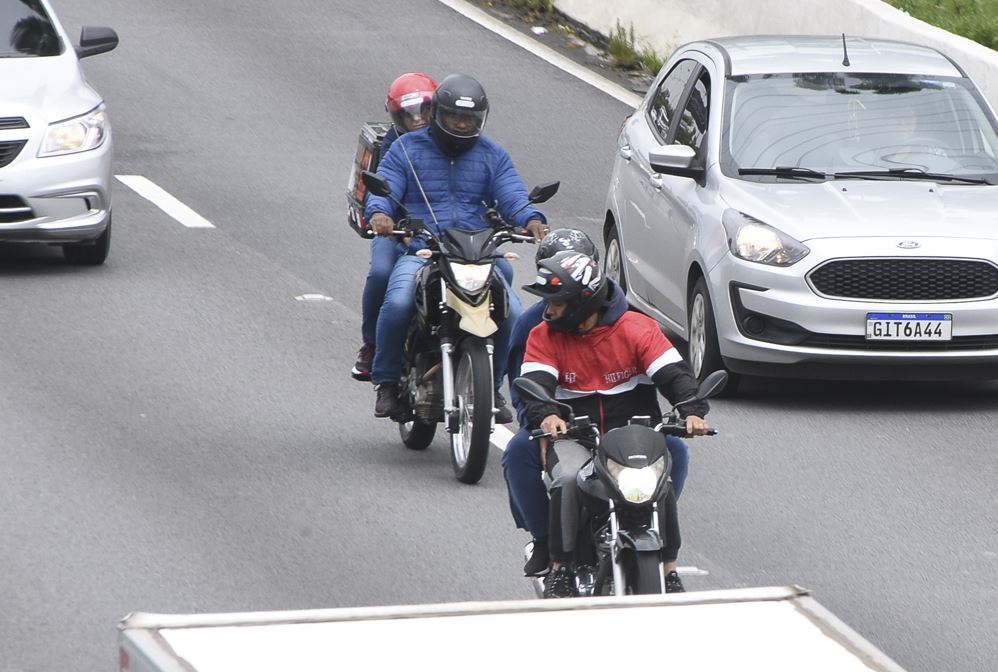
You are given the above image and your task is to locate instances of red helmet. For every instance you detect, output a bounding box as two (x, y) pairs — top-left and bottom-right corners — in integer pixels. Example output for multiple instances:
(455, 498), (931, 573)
(386, 72), (437, 134)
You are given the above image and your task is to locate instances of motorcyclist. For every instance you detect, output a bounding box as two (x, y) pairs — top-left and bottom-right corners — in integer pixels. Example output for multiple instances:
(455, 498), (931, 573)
(364, 73), (548, 420)
(352, 72), (438, 382)
(501, 229), (690, 579)
(519, 251), (710, 598)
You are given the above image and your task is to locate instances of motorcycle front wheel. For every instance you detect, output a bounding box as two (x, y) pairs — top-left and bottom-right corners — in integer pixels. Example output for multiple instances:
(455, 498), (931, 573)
(450, 338), (493, 484)
(626, 551), (665, 595)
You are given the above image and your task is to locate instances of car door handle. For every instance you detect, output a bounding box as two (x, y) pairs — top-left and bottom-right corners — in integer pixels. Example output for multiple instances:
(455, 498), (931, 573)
(650, 174), (663, 190)
(618, 146), (633, 161)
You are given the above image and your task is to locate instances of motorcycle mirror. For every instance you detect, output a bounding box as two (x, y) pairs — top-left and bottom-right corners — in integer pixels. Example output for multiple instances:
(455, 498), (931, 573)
(697, 370), (729, 400)
(362, 170), (392, 197)
(527, 181), (560, 204)
(512, 377), (574, 418)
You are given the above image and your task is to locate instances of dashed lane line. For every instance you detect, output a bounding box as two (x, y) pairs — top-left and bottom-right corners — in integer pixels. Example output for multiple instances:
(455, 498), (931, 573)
(115, 175), (215, 229)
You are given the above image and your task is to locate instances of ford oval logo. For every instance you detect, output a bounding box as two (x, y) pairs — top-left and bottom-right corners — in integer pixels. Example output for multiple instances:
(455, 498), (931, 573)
(897, 240), (921, 249)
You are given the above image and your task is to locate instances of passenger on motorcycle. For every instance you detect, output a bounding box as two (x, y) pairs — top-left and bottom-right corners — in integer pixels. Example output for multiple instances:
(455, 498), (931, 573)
(519, 251), (710, 598)
(365, 73), (549, 419)
(501, 229), (691, 579)
(352, 72), (438, 382)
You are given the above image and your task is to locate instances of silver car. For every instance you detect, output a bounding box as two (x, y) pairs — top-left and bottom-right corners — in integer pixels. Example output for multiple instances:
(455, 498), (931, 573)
(1, 0), (117, 265)
(604, 35), (998, 392)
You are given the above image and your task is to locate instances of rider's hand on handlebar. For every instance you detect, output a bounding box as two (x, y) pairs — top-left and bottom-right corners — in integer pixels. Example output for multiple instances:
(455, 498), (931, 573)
(370, 213), (396, 237)
(540, 414), (568, 439)
(685, 414), (710, 437)
(524, 219), (549, 242)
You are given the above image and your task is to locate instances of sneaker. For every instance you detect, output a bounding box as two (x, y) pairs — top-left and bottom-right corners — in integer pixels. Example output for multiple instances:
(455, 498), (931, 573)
(351, 342), (375, 381)
(374, 382), (401, 418)
(664, 570), (685, 594)
(523, 538), (550, 577)
(543, 566), (576, 599)
(494, 391), (513, 424)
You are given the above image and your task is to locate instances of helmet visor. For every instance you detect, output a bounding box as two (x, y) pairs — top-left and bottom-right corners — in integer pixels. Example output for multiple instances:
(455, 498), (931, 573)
(436, 106), (487, 138)
(391, 93), (432, 132)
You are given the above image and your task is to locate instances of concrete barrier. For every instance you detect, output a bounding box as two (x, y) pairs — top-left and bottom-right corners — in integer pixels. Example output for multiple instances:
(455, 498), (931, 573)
(553, 0), (998, 108)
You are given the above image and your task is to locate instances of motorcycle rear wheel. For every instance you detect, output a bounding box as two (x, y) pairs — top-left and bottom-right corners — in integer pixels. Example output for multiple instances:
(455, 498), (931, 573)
(450, 339), (492, 484)
(627, 551), (665, 595)
(398, 419), (436, 450)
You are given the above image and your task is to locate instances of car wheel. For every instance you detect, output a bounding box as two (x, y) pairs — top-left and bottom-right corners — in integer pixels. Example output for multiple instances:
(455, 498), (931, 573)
(63, 214), (111, 266)
(688, 277), (740, 395)
(604, 224), (627, 292)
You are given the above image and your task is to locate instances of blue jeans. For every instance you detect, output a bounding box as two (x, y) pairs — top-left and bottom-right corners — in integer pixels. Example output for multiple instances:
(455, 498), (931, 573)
(361, 236), (406, 345)
(371, 254), (521, 386)
(501, 429), (689, 539)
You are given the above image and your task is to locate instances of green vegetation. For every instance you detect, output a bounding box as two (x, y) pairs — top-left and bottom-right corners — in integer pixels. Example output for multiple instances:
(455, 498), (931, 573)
(884, 0), (998, 50)
(505, 0), (552, 12)
(608, 20), (665, 73)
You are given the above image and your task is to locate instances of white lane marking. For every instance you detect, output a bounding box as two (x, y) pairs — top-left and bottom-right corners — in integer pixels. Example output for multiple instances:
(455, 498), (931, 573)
(491, 423), (516, 452)
(434, 0), (643, 109)
(294, 294), (334, 302)
(678, 566), (710, 576)
(115, 175), (215, 228)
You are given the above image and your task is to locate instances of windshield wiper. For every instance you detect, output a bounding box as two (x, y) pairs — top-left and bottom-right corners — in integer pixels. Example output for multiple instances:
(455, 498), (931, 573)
(738, 166), (828, 180)
(833, 168), (991, 185)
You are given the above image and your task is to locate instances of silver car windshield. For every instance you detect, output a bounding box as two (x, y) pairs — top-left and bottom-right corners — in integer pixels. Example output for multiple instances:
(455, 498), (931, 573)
(0, 0), (62, 57)
(727, 73), (998, 179)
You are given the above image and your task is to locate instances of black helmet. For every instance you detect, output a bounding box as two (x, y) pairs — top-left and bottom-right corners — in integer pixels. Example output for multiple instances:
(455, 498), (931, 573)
(430, 74), (489, 157)
(536, 228), (600, 264)
(523, 251), (608, 333)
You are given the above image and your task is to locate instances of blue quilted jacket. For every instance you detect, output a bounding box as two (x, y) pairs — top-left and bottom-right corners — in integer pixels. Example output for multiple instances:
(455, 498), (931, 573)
(364, 127), (546, 241)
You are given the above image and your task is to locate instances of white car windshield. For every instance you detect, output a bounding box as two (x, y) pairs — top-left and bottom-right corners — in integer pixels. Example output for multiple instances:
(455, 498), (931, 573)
(727, 73), (998, 178)
(0, 0), (62, 57)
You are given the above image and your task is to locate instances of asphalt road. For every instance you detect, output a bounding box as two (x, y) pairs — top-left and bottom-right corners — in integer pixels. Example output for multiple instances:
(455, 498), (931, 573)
(0, 1), (995, 670)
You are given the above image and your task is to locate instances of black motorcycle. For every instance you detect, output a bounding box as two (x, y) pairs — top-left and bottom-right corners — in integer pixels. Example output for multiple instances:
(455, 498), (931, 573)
(362, 171), (558, 484)
(513, 371), (726, 595)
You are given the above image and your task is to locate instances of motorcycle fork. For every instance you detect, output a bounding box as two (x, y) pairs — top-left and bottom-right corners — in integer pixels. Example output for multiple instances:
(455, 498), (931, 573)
(651, 502), (665, 591)
(608, 501), (626, 597)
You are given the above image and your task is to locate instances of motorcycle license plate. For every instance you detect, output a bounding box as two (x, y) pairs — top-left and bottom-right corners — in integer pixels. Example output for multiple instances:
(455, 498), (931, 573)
(865, 313), (952, 341)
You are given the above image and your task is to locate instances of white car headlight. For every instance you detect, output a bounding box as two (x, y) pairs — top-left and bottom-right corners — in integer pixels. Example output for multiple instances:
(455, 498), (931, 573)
(39, 105), (109, 157)
(449, 262), (491, 293)
(722, 210), (809, 266)
(605, 457), (666, 504)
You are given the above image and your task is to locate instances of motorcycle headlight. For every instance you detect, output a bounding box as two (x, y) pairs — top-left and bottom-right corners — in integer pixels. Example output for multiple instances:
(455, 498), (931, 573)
(722, 210), (809, 267)
(449, 262), (491, 293)
(605, 457), (666, 504)
(39, 105), (109, 157)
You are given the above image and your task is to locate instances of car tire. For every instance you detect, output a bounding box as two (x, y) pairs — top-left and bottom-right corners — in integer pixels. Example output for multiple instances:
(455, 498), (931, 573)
(63, 214), (111, 266)
(604, 223), (627, 293)
(688, 277), (740, 396)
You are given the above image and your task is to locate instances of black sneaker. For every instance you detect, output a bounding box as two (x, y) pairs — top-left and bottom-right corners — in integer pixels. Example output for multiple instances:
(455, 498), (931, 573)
(351, 342), (375, 381)
(494, 391), (513, 424)
(374, 382), (401, 418)
(665, 570), (685, 594)
(543, 566), (576, 599)
(523, 538), (550, 577)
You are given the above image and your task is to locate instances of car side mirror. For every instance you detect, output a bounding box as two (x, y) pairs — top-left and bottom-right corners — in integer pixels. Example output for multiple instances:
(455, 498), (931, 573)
(527, 181), (560, 204)
(649, 145), (704, 180)
(362, 170), (392, 197)
(76, 26), (118, 59)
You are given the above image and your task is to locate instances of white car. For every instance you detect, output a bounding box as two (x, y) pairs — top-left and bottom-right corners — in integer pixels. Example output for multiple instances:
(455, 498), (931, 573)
(604, 35), (998, 393)
(0, 0), (117, 264)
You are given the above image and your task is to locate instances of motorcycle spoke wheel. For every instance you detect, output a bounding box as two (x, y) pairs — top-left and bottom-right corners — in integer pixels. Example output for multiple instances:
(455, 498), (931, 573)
(449, 340), (493, 484)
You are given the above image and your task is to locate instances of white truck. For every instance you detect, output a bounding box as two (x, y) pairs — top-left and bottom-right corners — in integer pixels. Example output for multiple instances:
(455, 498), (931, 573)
(118, 585), (907, 671)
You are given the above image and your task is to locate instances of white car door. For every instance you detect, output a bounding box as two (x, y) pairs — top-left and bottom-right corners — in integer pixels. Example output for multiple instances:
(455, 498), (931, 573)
(640, 66), (713, 325)
(622, 59), (701, 321)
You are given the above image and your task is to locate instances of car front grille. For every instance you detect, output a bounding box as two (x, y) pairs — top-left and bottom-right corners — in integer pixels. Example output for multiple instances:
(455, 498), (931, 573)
(0, 140), (27, 168)
(809, 258), (998, 301)
(0, 195), (34, 223)
(0, 117), (29, 130)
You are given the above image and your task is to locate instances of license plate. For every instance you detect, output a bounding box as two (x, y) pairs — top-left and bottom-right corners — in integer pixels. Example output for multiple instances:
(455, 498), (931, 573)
(865, 313), (952, 341)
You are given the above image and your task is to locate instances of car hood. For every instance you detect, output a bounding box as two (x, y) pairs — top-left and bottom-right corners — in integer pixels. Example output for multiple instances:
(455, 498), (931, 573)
(719, 177), (998, 242)
(0, 54), (102, 124)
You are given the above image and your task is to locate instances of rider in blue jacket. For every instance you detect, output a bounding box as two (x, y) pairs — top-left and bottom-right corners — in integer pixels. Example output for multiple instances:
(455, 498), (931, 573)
(365, 74), (548, 419)
(501, 229), (690, 578)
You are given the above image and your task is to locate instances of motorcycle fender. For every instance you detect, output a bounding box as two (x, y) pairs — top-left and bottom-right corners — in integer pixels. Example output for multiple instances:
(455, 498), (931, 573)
(447, 291), (497, 337)
(618, 528), (663, 552)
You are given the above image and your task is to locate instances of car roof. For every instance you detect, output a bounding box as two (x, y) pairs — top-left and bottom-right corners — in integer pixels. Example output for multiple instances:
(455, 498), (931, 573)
(693, 35), (964, 78)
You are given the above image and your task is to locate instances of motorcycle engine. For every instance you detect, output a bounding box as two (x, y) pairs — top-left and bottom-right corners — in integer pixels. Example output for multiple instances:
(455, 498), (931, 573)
(409, 353), (444, 420)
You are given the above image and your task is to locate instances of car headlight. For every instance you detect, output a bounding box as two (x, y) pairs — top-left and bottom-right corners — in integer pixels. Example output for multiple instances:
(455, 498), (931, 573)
(605, 457), (666, 504)
(722, 210), (809, 266)
(39, 105), (109, 157)
(449, 262), (491, 292)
